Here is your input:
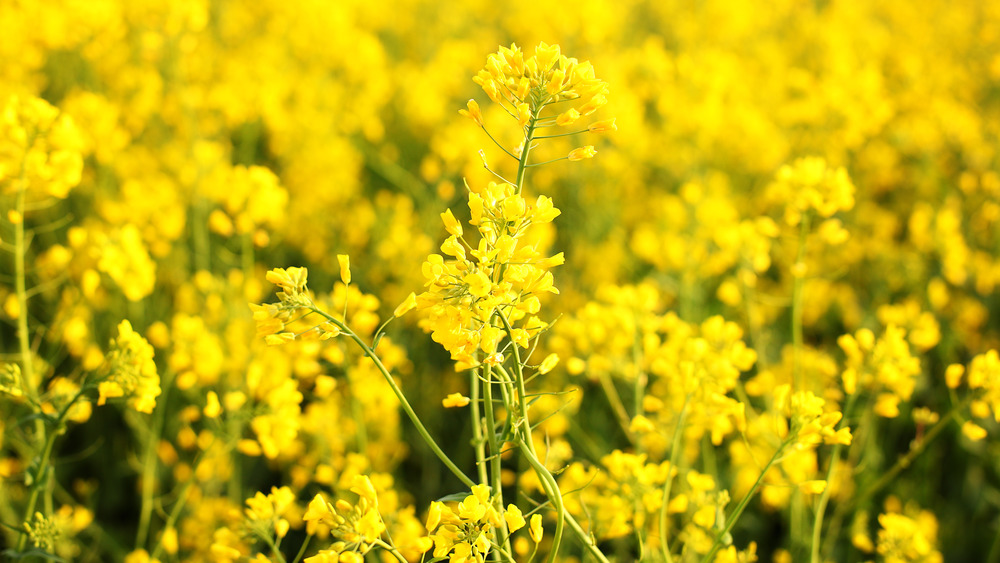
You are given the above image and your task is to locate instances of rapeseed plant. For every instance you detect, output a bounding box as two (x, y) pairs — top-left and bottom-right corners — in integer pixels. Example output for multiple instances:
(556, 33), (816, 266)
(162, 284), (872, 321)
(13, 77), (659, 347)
(2, 1), (1000, 562)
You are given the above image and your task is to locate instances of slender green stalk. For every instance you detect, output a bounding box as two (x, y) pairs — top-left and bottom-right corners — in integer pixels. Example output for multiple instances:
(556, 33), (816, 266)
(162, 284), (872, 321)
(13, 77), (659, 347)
(481, 359), (512, 561)
(471, 368), (490, 485)
(659, 395), (691, 563)
(632, 315), (647, 433)
(829, 394), (972, 535)
(258, 526), (287, 563)
(310, 306), (476, 488)
(373, 538), (409, 563)
(514, 110), (538, 192)
(517, 435), (566, 563)
(700, 439), (789, 563)
(791, 213), (811, 393)
(809, 392), (857, 563)
(290, 534), (313, 563)
(16, 388), (87, 551)
(596, 370), (633, 441)
(135, 373), (172, 550)
(150, 444), (214, 561)
(494, 311), (608, 563)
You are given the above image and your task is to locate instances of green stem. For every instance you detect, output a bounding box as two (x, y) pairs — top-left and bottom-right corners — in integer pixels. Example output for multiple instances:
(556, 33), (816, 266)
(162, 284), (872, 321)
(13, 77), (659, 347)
(595, 370), (633, 442)
(150, 445), (213, 561)
(16, 387), (87, 551)
(13, 183), (35, 400)
(310, 307), (475, 488)
(659, 395), (691, 563)
(135, 371), (172, 550)
(481, 360), (511, 561)
(373, 538), (409, 563)
(810, 392), (858, 563)
(493, 312), (608, 563)
(832, 394), (971, 527)
(291, 534), (313, 563)
(258, 526), (287, 563)
(791, 213), (811, 393)
(700, 440), (789, 563)
(517, 435), (566, 563)
(471, 368), (489, 485)
(514, 111), (538, 192)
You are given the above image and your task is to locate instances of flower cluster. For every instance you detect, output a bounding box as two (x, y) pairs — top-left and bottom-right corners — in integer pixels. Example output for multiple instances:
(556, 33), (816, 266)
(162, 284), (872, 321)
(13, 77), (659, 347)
(303, 476), (399, 562)
(0, 95), (84, 200)
(839, 324), (923, 418)
(425, 484), (534, 562)
(97, 320), (161, 413)
(417, 182), (563, 367)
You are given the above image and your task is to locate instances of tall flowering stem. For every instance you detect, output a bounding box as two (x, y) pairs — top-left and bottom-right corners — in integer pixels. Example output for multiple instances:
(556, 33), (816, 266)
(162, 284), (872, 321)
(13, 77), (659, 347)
(431, 42), (612, 562)
(253, 42), (613, 562)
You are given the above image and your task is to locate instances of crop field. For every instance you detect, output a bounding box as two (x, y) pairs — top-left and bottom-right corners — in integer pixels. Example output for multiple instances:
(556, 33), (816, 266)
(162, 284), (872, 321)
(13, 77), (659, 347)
(2, 1), (1000, 562)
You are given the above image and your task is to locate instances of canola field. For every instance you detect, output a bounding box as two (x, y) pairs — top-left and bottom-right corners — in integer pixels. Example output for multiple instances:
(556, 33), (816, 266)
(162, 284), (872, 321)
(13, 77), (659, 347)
(2, 1), (1000, 562)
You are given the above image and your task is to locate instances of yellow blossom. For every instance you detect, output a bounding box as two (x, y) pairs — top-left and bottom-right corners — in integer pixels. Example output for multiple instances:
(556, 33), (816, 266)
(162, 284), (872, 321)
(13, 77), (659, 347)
(568, 146), (597, 161)
(338, 254), (352, 284)
(443, 393), (471, 408)
(458, 99), (484, 127)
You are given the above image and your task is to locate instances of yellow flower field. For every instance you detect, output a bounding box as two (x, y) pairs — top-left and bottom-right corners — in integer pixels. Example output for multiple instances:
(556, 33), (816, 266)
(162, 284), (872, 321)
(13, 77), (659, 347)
(2, 1), (999, 562)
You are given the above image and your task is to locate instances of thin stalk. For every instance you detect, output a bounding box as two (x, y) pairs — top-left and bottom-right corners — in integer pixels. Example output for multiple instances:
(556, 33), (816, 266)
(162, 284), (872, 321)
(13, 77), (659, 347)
(150, 444), (213, 561)
(290, 534), (313, 563)
(595, 370), (633, 442)
(533, 128), (589, 139)
(482, 360), (511, 560)
(514, 111), (538, 192)
(632, 314), (647, 431)
(310, 306), (475, 488)
(832, 394), (972, 526)
(135, 370), (174, 549)
(471, 367), (489, 485)
(791, 213), (811, 393)
(12, 152), (49, 513)
(16, 388), (87, 551)
(480, 126), (519, 160)
(494, 312), (608, 563)
(810, 392), (858, 563)
(524, 157), (569, 168)
(700, 440), (789, 563)
(372, 539), (409, 563)
(517, 435), (566, 563)
(14, 184), (36, 402)
(659, 394), (691, 563)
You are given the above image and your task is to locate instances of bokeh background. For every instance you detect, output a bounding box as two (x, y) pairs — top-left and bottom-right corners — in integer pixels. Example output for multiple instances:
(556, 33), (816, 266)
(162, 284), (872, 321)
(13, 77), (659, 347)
(2, 0), (1000, 561)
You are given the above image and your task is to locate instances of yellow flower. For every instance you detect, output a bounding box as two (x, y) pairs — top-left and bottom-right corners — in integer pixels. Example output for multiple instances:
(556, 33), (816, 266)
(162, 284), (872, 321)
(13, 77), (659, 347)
(458, 99), (483, 127)
(588, 118), (617, 132)
(356, 508), (386, 541)
(464, 271), (491, 297)
(394, 292), (418, 317)
(568, 146), (597, 161)
(426, 501), (444, 531)
(441, 208), (463, 237)
(337, 254), (351, 284)
(538, 353), (559, 374)
(529, 514), (543, 543)
(945, 363), (965, 389)
(962, 421), (987, 441)
(799, 480), (827, 494)
(303, 494), (332, 523)
(442, 393), (471, 408)
(556, 109), (580, 126)
(203, 391), (222, 418)
(504, 504), (525, 532)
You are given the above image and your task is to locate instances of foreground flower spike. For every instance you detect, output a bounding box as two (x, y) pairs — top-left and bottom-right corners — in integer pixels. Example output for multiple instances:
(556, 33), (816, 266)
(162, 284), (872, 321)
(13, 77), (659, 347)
(413, 43), (614, 368)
